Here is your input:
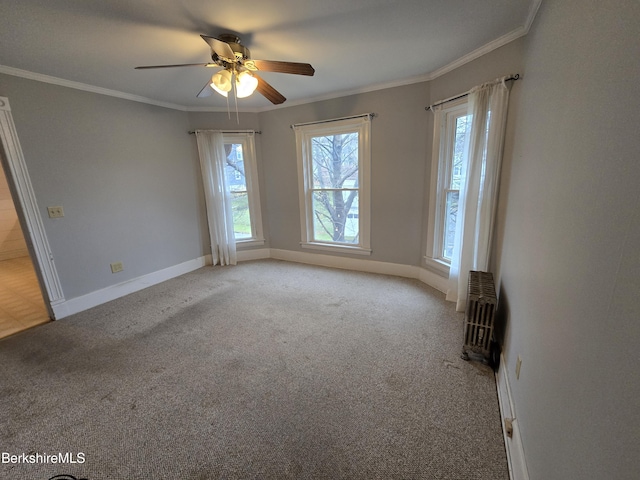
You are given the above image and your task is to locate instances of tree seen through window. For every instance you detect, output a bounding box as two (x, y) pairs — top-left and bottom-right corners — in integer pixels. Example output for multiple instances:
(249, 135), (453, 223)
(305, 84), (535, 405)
(310, 133), (359, 243)
(224, 143), (251, 240)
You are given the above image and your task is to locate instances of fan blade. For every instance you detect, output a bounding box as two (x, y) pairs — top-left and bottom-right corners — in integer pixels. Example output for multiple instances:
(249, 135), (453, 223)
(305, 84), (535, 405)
(200, 35), (236, 61)
(245, 59), (314, 76)
(135, 63), (216, 69)
(255, 74), (286, 105)
(197, 81), (213, 98)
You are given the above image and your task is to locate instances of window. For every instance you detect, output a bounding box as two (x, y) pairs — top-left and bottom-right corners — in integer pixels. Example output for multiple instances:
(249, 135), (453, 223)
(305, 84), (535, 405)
(426, 100), (471, 274)
(222, 133), (264, 246)
(294, 116), (371, 255)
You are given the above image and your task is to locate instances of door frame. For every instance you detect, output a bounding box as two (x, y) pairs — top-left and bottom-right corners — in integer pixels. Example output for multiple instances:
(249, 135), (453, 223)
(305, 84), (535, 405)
(0, 96), (65, 319)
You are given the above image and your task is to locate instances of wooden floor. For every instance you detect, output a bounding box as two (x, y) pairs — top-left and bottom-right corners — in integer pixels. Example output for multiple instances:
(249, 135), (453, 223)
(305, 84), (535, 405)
(0, 256), (50, 339)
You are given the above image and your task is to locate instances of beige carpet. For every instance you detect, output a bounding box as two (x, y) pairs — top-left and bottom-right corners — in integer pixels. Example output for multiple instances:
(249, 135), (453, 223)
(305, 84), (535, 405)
(0, 259), (508, 479)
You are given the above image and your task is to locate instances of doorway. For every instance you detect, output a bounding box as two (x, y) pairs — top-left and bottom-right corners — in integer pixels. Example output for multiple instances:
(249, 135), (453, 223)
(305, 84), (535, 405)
(0, 96), (63, 337)
(0, 164), (50, 338)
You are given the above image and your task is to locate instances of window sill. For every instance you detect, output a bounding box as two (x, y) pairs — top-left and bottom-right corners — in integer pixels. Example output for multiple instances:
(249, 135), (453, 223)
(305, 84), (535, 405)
(301, 242), (372, 256)
(423, 256), (450, 277)
(236, 238), (265, 248)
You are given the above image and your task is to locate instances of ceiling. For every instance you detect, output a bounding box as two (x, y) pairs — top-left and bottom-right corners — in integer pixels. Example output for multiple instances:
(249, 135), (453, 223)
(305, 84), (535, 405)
(0, 0), (538, 111)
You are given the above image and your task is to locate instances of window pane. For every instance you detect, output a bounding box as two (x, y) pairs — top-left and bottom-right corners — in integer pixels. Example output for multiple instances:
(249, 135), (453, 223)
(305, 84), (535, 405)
(225, 144), (246, 192)
(225, 143), (252, 240)
(311, 133), (359, 189)
(231, 191), (251, 240)
(443, 190), (459, 260)
(451, 115), (471, 190)
(312, 190), (359, 244)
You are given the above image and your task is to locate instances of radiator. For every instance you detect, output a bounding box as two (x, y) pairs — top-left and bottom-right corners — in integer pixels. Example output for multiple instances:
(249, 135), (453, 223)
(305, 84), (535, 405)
(462, 270), (497, 362)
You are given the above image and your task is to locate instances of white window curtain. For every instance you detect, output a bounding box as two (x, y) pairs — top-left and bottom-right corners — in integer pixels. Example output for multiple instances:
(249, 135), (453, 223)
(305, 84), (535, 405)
(195, 130), (237, 266)
(446, 77), (511, 311)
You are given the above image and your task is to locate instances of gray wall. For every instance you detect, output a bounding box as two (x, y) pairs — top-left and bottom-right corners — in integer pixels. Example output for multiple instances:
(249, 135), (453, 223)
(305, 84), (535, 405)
(0, 39), (526, 301)
(3, 7), (639, 477)
(495, 0), (640, 478)
(259, 83), (432, 265)
(0, 74), (207, 300)
(256, 39), (523, 268)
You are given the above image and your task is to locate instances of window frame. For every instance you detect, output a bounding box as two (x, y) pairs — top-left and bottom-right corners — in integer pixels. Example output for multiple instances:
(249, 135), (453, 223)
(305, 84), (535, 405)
(425, 99), (469, 275)
(222, 133), (265, 247)
(294, 116), (371, 255)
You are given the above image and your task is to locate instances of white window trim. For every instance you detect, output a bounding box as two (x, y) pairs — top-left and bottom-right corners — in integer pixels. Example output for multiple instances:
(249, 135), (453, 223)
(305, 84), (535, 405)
(425, 99), (468, 276)
(294, 116), (371, 255)
(223, 133), (265, 247)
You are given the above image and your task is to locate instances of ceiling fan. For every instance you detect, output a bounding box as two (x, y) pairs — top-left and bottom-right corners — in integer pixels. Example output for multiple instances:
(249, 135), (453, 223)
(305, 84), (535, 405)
(135, 33), (315, 105)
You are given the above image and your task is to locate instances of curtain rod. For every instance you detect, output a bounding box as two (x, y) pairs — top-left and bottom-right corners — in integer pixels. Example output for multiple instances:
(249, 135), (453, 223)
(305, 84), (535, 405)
(425, 74), (520, 111)
(290, 112), (376, 129)
(189, 129), (261, 135)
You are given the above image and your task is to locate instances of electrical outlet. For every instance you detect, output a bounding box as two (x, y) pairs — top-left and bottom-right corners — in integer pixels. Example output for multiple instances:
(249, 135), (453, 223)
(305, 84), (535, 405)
(516, 355), (522, 380)
(47, 206), (64, 218)
(504, 418), (514, 438)
(110, 261), (124, 273)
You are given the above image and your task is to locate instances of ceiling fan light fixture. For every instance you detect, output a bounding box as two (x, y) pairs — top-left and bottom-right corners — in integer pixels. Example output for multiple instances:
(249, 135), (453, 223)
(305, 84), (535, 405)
(137, 33), (313, 106)
(235, 71), (259, 98)
(210, 69), (232, 96)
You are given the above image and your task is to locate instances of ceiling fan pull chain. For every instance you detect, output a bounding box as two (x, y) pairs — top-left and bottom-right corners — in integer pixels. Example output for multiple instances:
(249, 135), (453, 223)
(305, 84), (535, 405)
(233, 77), (240, 124)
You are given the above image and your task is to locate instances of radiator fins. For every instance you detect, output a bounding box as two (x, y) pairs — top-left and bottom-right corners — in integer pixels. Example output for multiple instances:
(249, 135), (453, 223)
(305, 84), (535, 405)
(462, 271), (497, 362)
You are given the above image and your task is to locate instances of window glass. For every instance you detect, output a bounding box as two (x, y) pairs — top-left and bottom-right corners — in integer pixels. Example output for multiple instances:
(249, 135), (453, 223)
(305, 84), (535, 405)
(295, 116), (371, 255)
(224, 143), (251, 240)
(310, 133), (360, 244)
(425, 101), (471, 272)
(442, 113), (471, 260)
(222, 134), (263, 245)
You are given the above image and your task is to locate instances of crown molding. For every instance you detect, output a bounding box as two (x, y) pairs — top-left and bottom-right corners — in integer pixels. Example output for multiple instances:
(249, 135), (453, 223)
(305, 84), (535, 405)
(525, 0), (543, 33)
(0, 65), (188, 111)
(427, 25), (528, 81)
(0, 3), (542, 114)
(245, 1), (545, 113)
(251, 72), (435, 113)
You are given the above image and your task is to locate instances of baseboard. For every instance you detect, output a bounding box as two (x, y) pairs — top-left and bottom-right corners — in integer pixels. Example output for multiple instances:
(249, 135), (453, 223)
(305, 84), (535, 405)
(496, 353), (530, 480)
(270, 248), (416, 277)
(52, 256), (210, 319)
(51, 248), (449, 319)
(237, 247), (271, 262)
(269, 248), (448, 294)
(418, 265), (450, 293)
